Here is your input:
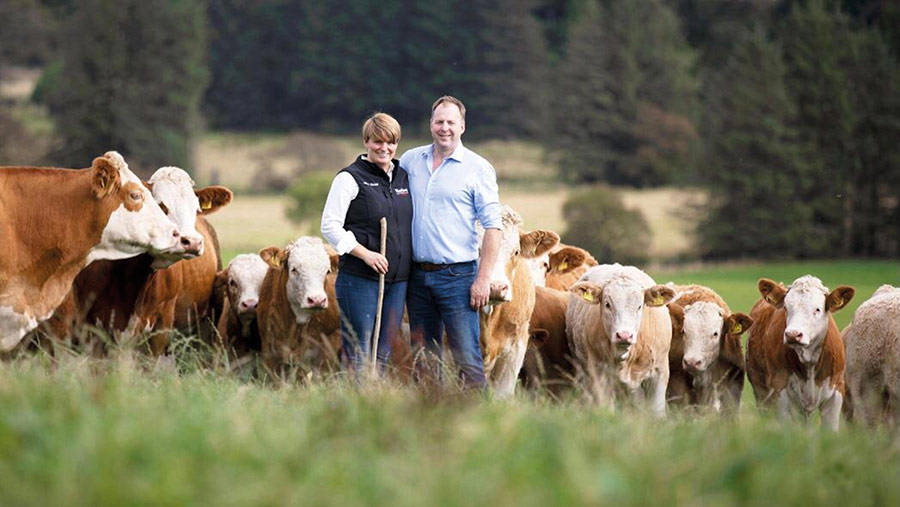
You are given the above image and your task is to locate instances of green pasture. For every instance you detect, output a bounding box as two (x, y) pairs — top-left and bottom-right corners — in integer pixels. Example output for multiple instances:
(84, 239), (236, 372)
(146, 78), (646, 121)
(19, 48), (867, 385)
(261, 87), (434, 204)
(0, 353), (897, 507)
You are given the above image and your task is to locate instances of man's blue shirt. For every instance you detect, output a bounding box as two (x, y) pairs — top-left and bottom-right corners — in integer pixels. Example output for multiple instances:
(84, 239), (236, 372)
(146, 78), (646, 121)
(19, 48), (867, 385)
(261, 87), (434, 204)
(399, 142), (501, 264)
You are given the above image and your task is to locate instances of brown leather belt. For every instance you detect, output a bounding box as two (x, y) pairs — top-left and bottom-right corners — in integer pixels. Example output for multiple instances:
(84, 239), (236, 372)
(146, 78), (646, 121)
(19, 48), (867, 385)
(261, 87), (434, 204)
(415, 261), (475, 272)
(416, 262), (451, 272)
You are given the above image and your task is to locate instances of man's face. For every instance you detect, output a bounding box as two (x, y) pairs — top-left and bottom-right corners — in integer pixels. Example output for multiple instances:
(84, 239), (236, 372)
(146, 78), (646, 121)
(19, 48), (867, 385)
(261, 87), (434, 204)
(430, 102), (465, 152)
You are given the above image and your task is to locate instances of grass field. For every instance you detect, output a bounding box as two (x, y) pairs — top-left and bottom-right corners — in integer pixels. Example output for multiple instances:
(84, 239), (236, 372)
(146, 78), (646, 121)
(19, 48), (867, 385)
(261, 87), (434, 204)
(1, 345), (897, 506)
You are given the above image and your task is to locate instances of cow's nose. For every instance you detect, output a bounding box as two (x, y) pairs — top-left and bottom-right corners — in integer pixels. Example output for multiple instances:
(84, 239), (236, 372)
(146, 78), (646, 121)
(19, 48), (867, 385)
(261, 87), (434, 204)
(683, 357), (701, 372)
(784, 329), (804, 343)
(305, 294), (327, 308)
(489, 282), (510, 301)
(180, 235), (203, 255)
(614, 331), (634, 344)
(239, 298), (257, 312)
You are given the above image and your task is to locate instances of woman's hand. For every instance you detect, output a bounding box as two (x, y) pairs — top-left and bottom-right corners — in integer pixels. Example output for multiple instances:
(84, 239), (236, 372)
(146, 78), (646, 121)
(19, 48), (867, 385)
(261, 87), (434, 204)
(350, 245), (388, 275)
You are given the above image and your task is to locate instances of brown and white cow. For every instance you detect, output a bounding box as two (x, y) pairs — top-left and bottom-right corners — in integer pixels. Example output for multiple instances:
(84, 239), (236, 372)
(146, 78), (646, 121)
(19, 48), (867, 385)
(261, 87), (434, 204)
(843, 284), (900, 427)
(528, 243), (597, 290)
(520, 285), (575, 396)
(747, 276), (854, 431)
(566, 264), (675, 415)
(256, 237), (341, 375)
(666, 284), (751, 413)
(63, 167), (232, 354)
(478, 206), (559, 397)
(0, 152), (182, 351)
(215, 253), (269, 355)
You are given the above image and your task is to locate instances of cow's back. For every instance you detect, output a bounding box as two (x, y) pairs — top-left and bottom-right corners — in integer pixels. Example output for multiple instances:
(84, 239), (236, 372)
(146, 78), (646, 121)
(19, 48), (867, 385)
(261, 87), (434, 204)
(747, 299), (790, 404)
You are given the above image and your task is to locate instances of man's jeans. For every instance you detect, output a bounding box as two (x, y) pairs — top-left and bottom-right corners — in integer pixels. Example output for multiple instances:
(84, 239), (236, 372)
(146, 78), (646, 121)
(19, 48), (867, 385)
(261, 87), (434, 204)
(406, 261), (486, 388)
(335, 271), (407, 372)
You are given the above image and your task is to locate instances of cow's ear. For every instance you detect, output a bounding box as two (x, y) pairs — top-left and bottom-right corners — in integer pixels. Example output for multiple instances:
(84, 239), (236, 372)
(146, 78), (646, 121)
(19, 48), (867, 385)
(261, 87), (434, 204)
(758, 278), (786, 308)
(213, 269), (229, 294)
(519, 230), (559, 259)
(645, 285), (675, 307)
(196, 186), (233, 215)
(324, 245), (340, 273)
(91, 156), (121, 198)
(724, 312), (753, 336)
(549, 247), (587, 274)
(258, 247), (285, 269)
(530, 328), (550, 346)
(570, 282), (602, 305)
(826, 286), (855, 313)
(667, 303), (684, 334)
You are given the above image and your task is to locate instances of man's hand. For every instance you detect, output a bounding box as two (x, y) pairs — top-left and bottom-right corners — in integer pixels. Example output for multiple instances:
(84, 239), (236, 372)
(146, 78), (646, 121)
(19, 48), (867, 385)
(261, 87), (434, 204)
(470, 275), (490, 309)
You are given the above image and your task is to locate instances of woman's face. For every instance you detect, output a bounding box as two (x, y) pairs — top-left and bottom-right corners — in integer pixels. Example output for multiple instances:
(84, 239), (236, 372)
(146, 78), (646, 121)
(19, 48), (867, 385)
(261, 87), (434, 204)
(364, 137), (397, 171)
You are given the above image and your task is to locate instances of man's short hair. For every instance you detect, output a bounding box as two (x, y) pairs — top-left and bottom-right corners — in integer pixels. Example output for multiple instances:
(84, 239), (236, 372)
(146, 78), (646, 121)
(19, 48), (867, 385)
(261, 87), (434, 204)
(362, 112), (401, 143)
(431, 96), (466, 122)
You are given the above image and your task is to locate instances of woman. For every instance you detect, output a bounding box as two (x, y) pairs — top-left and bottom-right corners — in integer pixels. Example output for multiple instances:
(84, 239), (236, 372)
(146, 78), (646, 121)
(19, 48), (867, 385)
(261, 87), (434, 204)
(321, 112), (412, 373)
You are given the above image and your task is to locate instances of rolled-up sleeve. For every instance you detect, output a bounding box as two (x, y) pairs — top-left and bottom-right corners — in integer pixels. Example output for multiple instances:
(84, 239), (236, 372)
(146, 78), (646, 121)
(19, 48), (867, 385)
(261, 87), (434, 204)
(320, 172), (360, 255)
(473, 162), (501, 230)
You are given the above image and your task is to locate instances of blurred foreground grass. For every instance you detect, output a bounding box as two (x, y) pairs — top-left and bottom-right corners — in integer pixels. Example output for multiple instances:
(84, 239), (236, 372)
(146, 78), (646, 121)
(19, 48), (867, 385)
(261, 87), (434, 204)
(1, 351), (897, 507)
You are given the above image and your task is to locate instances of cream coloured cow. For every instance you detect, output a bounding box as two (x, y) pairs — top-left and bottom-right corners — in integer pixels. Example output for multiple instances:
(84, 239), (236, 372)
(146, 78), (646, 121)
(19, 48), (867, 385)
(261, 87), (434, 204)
(747, 276), (854, 431)
(566, 264), (675, 415)
(256, 237), (340, 375)
(0, 152), (182, 350)
(478, 205), (559, 397)
(215, 253), (269, 355)
(666, 284), (751, 413)
(843, 284), (899, 427)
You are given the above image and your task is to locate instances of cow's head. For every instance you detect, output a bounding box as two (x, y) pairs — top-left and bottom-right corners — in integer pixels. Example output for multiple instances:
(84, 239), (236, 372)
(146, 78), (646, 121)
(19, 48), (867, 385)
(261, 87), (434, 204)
(527, 245), (588, 288)
(759, 276), (854, 363)
(218, 253), (269, 323)
(89, 151), (182, 261)
(259, 237), (335, 324)
(680, 301), (751, 373)
(571, 277), (674, 361)
(480, 205), (558, 303)
(145, 167), (233, 268)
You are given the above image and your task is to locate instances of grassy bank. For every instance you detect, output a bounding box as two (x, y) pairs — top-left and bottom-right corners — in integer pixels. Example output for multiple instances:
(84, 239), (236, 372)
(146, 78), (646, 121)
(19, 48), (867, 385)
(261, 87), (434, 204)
(1, 354), (897, 507)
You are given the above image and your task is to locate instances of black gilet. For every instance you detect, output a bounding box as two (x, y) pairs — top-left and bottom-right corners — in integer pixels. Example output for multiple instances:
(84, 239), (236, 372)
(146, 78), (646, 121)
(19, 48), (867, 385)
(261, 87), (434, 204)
(337, 155), (412, 282)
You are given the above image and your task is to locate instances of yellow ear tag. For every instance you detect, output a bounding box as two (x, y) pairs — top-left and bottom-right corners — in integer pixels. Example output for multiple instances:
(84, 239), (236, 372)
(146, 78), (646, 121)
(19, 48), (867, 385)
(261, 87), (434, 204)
(582, 291), (594, 302)
(653, 295), (664, 306)
(731, 323), (743, 335)
(201, 200), (212, 210)
(267, 258), (280, 269)
(558, 261), (568, 272)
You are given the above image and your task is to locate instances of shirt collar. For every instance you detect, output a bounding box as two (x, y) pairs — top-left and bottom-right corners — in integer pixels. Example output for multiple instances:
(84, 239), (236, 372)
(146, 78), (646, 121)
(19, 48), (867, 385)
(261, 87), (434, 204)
(425, 142), (467, 163)
(361, 154), (394, 177)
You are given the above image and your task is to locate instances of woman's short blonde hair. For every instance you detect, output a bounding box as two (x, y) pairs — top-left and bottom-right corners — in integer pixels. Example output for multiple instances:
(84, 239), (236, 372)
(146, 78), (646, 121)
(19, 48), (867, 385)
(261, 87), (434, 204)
(362, 112), (401, 144)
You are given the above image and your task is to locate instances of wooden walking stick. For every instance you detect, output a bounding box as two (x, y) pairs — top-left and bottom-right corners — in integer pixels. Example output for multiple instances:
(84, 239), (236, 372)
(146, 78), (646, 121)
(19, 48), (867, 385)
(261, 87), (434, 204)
(370, 217), (388, 376)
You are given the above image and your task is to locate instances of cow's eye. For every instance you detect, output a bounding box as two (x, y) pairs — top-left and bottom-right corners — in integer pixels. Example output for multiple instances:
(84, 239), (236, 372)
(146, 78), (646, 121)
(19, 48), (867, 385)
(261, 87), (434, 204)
(158, 203), (169, 214)
(814, 307), (821, 314)
(291, 267), (299, 275)
(130, 191), (143, 201)
(514, 249), (520, 256)
(229, 279), (237, 288)
(713, 331), (719, 337)
(605, 302), (611, 309)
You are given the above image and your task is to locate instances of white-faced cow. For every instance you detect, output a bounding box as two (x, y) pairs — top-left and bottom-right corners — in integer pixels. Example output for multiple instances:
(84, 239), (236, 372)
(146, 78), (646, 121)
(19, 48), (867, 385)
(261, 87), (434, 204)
(215, 253), (269, 355)
(0, 152), (182, 351)
(477, 205), (559, 397)
(843, 284), (900, 427)
(747, 276), (854, 431)
(60, 167), (231, 354)
(666, 284), (751, 413)
(566, 264), (675, 415)
(256, 237), (341, 375)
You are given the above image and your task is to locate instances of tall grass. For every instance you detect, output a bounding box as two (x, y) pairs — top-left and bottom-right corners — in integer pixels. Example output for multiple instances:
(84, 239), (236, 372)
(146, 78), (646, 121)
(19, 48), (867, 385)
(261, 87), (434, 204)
(1, 342), (897, 507)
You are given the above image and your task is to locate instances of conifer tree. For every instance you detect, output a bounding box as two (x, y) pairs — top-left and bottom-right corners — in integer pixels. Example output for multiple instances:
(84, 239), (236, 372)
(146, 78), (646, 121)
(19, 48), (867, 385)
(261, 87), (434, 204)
(699, 27), (815, 259)
(47, 0), (207, 170)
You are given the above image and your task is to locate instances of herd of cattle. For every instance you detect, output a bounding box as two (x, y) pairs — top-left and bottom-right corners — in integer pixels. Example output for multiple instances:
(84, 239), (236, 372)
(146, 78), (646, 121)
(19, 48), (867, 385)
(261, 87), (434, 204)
(1, 152), (897, 430)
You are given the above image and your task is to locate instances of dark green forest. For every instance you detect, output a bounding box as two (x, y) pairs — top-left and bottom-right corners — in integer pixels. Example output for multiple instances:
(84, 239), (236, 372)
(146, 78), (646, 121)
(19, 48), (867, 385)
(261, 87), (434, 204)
(0, 0), (898, 259)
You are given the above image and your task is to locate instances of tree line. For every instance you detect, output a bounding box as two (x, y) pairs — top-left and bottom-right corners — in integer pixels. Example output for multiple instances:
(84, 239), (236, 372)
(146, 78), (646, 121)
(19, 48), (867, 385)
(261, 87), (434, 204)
(0, 0), (898, 259)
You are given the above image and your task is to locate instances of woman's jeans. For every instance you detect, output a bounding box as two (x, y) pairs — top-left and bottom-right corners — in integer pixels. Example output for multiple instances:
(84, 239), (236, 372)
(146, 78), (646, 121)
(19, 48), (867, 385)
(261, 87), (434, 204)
(335, 271), (407, 372)
(406, 261), (486, 389)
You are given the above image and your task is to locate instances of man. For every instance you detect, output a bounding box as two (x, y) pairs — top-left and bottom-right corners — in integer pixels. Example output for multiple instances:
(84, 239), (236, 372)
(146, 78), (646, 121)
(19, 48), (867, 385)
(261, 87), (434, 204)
(399, 95), (502, 389)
